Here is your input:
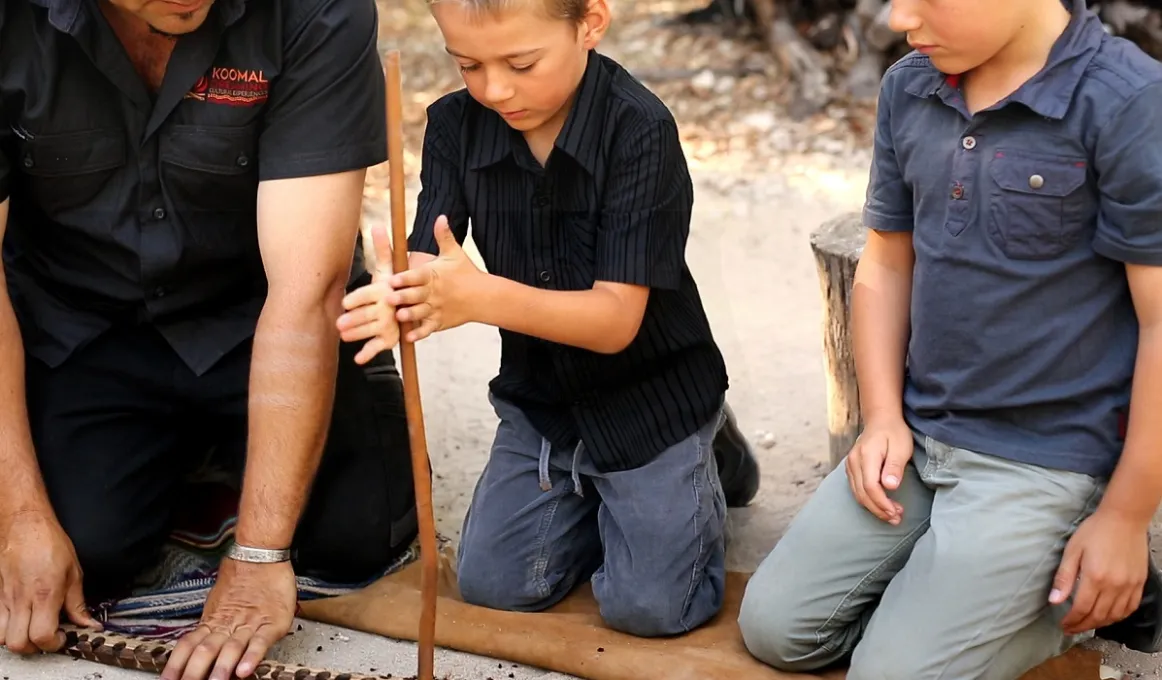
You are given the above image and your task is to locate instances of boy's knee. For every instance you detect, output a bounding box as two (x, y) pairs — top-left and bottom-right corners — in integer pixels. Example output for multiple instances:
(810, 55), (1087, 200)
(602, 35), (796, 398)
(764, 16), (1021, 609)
(737, 577), (827, 671)
(847, 650), (927, 680)
(456, 547), (558, 613)
(595, 571), (724, 638)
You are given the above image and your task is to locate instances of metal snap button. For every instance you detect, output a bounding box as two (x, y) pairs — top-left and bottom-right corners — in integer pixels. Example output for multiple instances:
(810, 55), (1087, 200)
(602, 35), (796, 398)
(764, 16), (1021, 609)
(1029, 174), (1044, 189)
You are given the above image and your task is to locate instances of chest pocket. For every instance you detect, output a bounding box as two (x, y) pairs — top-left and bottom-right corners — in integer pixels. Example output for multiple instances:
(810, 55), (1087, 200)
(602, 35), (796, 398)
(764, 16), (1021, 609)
(986, 151), (1091, 260)
(17, 129), (126, 220)
(159, 124), (258, 215)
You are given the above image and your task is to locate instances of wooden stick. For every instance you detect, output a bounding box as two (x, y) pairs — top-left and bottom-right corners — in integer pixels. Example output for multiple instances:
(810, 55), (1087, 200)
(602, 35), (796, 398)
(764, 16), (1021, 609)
(384, 49), (438, 680)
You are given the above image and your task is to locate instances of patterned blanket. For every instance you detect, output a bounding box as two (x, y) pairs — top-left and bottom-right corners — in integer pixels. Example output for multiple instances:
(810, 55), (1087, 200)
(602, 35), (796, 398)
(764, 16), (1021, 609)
(86, 460), (422, 643)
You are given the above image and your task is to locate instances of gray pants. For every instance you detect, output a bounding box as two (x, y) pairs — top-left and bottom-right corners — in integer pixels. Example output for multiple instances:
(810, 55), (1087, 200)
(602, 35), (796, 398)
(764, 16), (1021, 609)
(738, 431), (1104, 680)
(455, 392), (728, 637)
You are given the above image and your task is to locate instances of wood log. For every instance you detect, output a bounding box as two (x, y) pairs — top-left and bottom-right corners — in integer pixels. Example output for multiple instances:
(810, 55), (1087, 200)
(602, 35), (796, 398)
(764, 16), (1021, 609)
(808, 212), (866, 469)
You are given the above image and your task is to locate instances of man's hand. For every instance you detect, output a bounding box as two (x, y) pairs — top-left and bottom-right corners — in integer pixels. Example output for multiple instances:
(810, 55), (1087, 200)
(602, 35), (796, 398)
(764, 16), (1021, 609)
(0, 510), (101, 655)
(161, 559), (296, 680)
(844, 418), (913, 525)
(343, 215), (483, 345)
(1052, 509), (1150, 636)
(337, 223), (402, 365)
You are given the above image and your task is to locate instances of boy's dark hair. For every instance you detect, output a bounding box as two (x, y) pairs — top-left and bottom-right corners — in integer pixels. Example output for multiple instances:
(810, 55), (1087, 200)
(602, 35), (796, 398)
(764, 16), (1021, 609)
(430, 0), (588, 22)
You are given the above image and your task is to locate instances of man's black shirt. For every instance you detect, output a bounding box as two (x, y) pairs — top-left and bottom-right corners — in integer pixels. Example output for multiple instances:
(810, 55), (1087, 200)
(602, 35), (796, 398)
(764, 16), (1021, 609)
(0, 0), (387, 375)
(408, 50), (729, 472)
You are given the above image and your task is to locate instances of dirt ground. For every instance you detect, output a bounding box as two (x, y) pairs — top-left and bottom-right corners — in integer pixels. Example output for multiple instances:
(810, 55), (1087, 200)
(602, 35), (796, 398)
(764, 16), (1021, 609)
(1, 1), (1161, 679)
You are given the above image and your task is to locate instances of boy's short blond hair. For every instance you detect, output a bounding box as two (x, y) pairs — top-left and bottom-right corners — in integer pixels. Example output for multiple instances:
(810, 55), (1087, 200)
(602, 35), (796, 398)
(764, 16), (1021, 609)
(429, 0), (588, 21)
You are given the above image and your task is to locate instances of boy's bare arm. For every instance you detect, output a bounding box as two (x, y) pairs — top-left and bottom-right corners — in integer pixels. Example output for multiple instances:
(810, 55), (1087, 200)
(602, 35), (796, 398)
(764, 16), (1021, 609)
(851, 228), (915, 426)
(473, 276), (648, 355)
(1095, 263), (1162, 527)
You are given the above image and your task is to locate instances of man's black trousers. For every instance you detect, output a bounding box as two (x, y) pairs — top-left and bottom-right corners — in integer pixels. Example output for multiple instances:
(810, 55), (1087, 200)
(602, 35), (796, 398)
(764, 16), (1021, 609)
(23, 310), (419, 602)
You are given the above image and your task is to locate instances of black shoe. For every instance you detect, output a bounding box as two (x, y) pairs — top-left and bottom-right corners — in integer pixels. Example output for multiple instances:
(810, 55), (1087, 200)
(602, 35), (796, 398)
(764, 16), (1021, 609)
(713, 402), (761, 508)
(1096, 554), (1162, 653)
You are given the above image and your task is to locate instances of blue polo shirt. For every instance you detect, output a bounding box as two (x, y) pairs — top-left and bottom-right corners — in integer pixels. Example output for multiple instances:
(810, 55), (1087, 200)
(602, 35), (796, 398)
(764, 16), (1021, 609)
(863, 0), (1162, 478)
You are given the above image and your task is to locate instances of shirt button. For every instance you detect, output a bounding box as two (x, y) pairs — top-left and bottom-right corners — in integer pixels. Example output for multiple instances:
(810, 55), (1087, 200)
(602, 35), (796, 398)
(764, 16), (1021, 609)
(538, 270), (552, 282)
(153, 207), (167, 220)
(962, 136), (977, 150)
(153, 286), (167, 298)
(950, 183), (965, 200)
(532, 193), (549, 207)
(1029, 174), (1044, 189)
(236, 154), (249, 167)
(22, 155), (33, 169)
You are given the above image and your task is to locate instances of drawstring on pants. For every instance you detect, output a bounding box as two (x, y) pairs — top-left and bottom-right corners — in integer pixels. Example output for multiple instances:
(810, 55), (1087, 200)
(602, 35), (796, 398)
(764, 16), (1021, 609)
(537, 437), (587, 498)
(570, 440), (585, 498)
(538, 438), (552, 491)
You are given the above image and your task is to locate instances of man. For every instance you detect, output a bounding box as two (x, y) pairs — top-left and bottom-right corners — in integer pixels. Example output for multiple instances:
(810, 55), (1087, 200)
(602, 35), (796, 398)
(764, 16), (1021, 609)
(0, 1), (762, 679)
(0, 0), (421, 678)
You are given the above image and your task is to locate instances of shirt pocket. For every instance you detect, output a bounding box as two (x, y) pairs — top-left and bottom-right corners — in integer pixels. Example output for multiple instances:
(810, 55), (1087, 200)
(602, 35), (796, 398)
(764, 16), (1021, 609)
(159, 123), (258, 216)
(16, 128), (126, 219)
(986, 150), (1090, 260)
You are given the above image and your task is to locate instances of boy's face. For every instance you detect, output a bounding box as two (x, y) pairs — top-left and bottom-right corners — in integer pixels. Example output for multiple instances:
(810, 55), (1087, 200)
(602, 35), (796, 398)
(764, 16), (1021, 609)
(431, 0), (608, 137)
(889, 0), (1028, 74)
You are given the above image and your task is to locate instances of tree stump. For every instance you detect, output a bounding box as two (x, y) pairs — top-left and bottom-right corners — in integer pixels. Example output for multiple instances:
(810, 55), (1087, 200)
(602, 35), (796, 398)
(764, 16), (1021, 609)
(809, 212), (867, 469)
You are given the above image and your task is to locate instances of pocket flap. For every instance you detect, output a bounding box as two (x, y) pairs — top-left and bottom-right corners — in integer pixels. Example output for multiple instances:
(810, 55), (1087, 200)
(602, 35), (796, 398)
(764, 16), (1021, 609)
(988, 152), (1087, 197)
(160, 124), (257, 175)
(19, 129), (126, 178)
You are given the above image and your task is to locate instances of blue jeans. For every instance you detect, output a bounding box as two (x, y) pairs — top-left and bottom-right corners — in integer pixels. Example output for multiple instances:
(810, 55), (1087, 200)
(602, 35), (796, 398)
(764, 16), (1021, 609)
(455, 392), (729, 637)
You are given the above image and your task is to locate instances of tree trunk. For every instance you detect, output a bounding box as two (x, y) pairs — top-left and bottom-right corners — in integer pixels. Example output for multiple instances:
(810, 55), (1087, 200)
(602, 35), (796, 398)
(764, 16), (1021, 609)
(809, 212), (866, 469)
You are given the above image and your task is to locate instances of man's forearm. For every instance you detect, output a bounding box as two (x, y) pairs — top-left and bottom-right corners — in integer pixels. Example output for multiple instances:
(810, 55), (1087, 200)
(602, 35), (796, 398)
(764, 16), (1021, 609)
(472, 274), (640, 354)
(1096, 324), (1162, 528)
(851, 231), (915, 425)
(234, 297), (342, 549)
(0, 287), (53, 519)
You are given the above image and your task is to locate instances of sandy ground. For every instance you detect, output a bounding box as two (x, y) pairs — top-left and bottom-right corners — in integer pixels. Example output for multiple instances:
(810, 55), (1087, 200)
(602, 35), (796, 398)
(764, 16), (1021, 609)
(4, 2), (1162, 678)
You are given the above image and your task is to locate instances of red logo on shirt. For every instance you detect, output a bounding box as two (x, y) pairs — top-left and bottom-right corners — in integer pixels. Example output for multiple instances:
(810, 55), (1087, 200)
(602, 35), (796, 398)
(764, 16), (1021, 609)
(184, 68), (269, 106)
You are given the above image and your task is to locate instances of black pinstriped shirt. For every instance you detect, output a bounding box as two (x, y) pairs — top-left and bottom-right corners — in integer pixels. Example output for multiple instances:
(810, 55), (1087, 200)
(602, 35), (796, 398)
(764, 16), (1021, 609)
(408, 50), (729, 472)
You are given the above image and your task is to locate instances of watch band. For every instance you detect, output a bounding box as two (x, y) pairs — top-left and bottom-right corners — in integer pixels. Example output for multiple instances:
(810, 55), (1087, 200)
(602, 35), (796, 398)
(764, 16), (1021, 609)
(226, 543), (292, 564)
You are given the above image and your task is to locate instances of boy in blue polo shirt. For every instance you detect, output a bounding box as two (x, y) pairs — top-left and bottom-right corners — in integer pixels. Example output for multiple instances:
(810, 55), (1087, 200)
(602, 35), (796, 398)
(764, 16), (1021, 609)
(337, 0), (760, 637)
(737, 0), (1162, 676)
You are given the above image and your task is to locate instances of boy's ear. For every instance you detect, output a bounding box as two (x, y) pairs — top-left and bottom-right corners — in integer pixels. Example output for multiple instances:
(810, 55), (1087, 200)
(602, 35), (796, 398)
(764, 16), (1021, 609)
(580, 0), (610, 49)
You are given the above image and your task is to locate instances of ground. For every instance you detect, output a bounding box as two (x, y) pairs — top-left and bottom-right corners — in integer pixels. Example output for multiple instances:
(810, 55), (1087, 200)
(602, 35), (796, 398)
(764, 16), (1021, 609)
(3, 2), (1162, 678)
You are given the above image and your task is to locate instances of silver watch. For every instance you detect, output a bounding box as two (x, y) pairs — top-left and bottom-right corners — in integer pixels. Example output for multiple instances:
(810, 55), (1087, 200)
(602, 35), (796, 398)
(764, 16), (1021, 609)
(226, 543), (292, 564)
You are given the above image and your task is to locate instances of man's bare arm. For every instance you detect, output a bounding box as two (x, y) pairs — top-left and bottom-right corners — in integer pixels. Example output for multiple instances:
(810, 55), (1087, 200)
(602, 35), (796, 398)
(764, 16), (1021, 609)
(234, 170), (366, 550)
(0, 199), (52, 520)
(851, 228), (915, 425)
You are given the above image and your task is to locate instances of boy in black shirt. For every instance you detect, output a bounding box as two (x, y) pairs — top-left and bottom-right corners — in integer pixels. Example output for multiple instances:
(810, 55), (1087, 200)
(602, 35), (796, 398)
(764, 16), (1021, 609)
(338, 0), (758, 635)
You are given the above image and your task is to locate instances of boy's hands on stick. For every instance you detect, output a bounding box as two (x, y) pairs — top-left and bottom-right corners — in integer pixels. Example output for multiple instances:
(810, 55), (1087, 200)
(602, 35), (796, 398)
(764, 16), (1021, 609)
(845, 418), (913, 525)
(338, 215), (482, 356)
(384, 215), (483, 342)
(337, 223), (402, 365)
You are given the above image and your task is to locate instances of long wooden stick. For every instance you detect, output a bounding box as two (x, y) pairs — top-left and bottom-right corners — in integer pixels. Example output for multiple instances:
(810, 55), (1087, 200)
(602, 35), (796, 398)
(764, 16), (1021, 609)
(384, 49), (438, 680)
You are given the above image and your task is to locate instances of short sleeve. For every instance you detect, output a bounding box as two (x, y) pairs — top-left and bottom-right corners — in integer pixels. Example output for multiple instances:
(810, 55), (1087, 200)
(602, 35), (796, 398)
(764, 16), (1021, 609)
(407, 96), (470, 255)
(861, 71), (914, 232)
(595, 119), (690, 291)
(257, 0), (387, 180)
(1092, 81), (1162, 265)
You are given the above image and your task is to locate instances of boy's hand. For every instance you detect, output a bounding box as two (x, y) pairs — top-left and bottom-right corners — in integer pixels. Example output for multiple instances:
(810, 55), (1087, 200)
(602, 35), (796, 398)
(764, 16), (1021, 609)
(844, 418), (913, 525)
(336, 223), (401, 365)
(383, 215), (484, 343)
(1052, 509), (1148, 635)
